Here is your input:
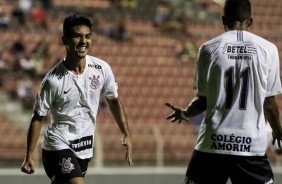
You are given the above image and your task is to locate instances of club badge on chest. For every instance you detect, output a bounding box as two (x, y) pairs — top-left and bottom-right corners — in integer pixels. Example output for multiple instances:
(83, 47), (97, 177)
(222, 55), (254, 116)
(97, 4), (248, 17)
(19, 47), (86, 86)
(89, 74), (101, 90)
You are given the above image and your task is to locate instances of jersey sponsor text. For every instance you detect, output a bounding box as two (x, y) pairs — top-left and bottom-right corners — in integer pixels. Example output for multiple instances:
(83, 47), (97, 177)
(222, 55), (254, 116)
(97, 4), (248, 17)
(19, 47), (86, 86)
(210, 133), (252, 152)
(228, 55), (252, 60)
(88, 63), (102, 69)
(69, 135), (93, 152)
(223, 43), (257, 55)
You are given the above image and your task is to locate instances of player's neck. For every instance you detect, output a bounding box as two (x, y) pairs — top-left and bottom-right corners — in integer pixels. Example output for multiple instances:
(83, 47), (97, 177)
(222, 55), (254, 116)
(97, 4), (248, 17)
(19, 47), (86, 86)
(63, 57), (86, 75)
(227, 20), (250, 31)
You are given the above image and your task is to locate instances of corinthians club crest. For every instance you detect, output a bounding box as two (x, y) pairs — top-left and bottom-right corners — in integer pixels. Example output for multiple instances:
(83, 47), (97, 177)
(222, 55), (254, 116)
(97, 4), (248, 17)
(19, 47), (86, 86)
(89, 74), (101, 90)
(59, 157), (74, 173)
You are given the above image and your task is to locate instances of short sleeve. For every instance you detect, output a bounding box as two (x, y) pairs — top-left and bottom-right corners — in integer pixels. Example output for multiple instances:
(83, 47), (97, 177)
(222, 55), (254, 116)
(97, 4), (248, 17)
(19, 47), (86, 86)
(34, 78), (53, 116)
(193, 45), (209, 97)
(266, 46), (282, 97)
(102, 64), (118, 99)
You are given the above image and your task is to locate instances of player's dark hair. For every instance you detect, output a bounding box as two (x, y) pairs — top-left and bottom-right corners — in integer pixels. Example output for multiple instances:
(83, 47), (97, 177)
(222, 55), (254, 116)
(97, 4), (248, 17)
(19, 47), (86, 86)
(223, 0), (251, 21)
(63, 14), (92, 36)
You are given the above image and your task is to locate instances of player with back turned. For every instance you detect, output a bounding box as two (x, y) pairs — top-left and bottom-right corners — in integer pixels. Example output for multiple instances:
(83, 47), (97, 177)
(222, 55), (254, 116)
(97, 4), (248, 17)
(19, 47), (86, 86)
(166, 0), (282, 183)
(21, 14), (133, 184)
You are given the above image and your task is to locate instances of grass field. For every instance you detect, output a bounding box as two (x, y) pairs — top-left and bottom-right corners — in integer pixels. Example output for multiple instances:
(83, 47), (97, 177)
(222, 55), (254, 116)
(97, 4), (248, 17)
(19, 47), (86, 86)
(2, 166), (282, 184)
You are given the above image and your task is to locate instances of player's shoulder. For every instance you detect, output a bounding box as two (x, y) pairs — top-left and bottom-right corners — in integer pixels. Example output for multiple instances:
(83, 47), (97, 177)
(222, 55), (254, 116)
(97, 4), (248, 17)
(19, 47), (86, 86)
(42, 60), (67, 86)
(244, 31), (277, 49)
(199, 33), (225, 52)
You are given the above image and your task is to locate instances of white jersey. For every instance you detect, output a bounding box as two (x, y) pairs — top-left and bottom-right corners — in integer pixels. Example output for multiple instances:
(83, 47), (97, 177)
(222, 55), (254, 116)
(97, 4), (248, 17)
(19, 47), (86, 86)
(34, 55), (118, 159)
(193, 30), (282, 156)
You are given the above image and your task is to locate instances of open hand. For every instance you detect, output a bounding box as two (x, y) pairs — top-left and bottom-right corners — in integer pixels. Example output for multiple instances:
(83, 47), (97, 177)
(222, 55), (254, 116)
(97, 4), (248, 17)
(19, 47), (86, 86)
(272, 130), (282, 148)
(165, 103), (188, 123)
(121, 135), (133, 166)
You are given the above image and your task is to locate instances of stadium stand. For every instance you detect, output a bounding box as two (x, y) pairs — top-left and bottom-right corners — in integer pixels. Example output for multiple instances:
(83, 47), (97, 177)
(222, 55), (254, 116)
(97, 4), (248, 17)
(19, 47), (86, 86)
(0, 0), (282, 168)
(0, 113), (26, 167)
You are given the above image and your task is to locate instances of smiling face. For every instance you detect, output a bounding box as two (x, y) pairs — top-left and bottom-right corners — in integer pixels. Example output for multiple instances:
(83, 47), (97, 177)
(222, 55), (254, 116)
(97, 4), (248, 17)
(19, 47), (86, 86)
(63, 25), (92, 61)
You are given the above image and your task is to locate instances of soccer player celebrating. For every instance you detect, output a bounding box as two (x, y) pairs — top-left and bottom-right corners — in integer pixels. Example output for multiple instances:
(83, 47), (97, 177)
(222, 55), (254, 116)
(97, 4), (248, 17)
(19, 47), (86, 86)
(21, 14), (133, 184)
(166, 0), (282, 183)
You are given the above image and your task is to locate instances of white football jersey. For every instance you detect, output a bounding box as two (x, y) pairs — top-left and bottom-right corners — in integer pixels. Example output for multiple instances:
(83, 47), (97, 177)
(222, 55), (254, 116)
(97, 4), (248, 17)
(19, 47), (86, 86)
(34, 55), (118, 159)
(193, 30), (282, 156)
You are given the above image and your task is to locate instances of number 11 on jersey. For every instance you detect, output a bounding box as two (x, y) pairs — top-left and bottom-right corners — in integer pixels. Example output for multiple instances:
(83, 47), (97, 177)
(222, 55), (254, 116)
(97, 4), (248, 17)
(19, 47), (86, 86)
(225, 67), (250, 110)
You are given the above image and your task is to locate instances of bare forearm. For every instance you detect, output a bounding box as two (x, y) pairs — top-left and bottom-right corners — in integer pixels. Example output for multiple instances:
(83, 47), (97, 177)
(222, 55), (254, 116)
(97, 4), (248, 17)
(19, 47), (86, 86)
(264, 96), (282, 132)
(107, 98), (131, 136)
(26, 114), (43, 159)
(185, 95), (207, 117)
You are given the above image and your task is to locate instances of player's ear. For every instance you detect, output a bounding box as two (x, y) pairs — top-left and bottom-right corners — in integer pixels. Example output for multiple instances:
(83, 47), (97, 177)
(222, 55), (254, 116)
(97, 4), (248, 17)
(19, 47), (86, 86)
(247, 18), (253, 27)
(61, 35), (67, 45)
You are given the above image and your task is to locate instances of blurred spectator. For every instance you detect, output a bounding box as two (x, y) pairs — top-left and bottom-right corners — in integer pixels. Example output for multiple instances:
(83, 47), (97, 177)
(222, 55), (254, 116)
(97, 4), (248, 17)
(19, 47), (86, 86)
(19, 53), (35, 77)
(213, 0), (225, 7)
(32, 38), (50, 58)
(17, 74), (34, 109)
(0, 55), (5, 71)
(32, 53), (45, 76)
(104, 17), (132, 42)
(109, 0), (138, 10)
(109, 0), (122, 9)
(161, 0), (196, 24)
(166, 8), (187, 33)
(30, 3), (49, 29)
(18, 0), (32, 16)
(175, 40), (197, 63)
(153, 1), (187, 34)
(0, 9), (9, 28)
(40, 0), (53, 12)
(1, 73), (18, 99)
(153, 1), (172, 28)
(9, 55), (21, 73)
(11, 6), (25, 26)
(11, 37), (25, 55)
(0, 45), (7, 71)
(109, 0), (137, 26)
(120, 0), (138, 9)
(0, 50), (8, 87)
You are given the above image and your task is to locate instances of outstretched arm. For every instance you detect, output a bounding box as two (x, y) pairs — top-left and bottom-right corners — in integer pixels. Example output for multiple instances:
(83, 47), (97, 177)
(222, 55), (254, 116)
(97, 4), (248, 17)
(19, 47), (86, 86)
(166, 95), (207, 123)
(106, 97), (133, 166)
(21, 112), (45, 174)
(264, 96), (282, 148)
